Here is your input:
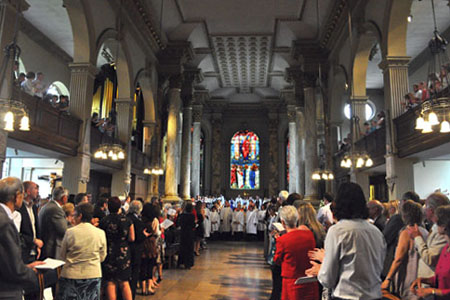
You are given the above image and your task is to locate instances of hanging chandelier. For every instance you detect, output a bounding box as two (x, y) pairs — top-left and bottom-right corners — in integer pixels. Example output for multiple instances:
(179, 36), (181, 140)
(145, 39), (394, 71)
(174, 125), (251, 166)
(340, 153), (373, 169)
(94, 143), (125, 161)
(1, 97), (30, 132)
(312, 169), (334, 181)
(144, 166), (164, 175)
(415, 0), (450, 134)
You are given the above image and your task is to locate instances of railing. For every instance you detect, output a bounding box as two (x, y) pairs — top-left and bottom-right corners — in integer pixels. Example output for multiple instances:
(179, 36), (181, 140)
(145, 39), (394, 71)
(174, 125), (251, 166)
(355, 126), (386, 167)
(394, 104), (450, 157)
(9, 86), (81, 156)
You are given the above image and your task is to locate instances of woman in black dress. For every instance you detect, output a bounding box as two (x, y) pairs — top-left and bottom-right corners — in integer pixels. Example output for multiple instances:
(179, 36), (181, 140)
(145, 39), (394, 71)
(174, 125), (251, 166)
(99, 197), (135, 300)
(178, 202), (196, 269)
(194, 201), (204, 256)
(140, 203), (160, 295)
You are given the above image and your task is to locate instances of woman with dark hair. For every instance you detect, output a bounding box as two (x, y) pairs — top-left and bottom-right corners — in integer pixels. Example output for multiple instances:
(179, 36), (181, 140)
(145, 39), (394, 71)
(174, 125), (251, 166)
(178, 202), (196, 269)
(306, 182), (386, 300)
(194, 201), (205, 256)
(381, 200), (428, 299)
(140, 203), (160, 295)
(410, 205), (450, 298)
(99, 197), (135, 300)
(57, 203), (107, 300)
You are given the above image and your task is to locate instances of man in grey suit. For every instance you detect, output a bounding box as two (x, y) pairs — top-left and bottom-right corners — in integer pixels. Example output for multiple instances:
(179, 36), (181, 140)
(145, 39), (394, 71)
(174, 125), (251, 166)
(0, 177), (42, 300)
(38, 186), (68, 259)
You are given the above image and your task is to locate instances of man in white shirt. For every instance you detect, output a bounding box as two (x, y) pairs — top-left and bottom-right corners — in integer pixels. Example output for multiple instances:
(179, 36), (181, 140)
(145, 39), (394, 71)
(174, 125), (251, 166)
(317, 193), (334, 231)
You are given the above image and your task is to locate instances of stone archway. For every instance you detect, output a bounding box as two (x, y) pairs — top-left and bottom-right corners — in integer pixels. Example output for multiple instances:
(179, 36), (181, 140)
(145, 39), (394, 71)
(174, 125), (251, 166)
(382, 0), (413, 58)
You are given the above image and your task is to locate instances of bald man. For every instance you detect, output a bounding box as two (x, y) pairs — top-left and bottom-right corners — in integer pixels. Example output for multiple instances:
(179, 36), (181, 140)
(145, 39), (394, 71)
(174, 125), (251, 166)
(367, 200), (386, 232)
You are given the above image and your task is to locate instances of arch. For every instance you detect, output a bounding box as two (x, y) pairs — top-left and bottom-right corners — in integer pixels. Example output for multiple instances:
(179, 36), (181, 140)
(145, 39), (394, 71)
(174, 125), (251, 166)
(95, 28), (133, 100)
(134, 68), (156, 123)
(382, 0), (413, 58)
(64, 0), (95, 63)
(230, 130), (260, 190)
(47, 81), (70, 97)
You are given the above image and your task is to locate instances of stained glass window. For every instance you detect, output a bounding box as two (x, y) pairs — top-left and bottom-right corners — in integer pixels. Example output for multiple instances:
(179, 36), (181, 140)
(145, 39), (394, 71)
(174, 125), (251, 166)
(230, 130), (260, 190)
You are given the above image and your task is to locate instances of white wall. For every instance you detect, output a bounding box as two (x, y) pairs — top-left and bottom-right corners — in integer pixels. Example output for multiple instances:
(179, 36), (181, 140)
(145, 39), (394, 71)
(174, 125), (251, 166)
(413, 160), (450, 198)
(4, 158), (64, 198)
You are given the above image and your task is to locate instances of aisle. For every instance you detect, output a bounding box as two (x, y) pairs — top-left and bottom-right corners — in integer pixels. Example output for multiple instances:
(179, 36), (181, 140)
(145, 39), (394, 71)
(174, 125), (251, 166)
(136, 241), (272, 300)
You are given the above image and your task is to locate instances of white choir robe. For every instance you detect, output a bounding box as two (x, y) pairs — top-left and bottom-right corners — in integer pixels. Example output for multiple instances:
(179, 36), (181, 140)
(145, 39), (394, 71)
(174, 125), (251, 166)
(232, 210), (245, 233)
(204, 207), (211, 238)
(257, 210), (266, 232)
(220, 207), (233, 233)
(210, 211), (221, 232)
(246, 209), (258, 235)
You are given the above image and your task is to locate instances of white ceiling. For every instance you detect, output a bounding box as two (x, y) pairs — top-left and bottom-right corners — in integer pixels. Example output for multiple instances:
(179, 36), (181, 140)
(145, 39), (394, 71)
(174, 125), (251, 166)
(23, 0), (73, 57)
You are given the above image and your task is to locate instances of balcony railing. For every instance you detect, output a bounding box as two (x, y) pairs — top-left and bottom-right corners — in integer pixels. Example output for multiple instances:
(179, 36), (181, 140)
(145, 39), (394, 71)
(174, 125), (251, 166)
(394, 104), (450, 157)
(354, 126), (386, 167)
(9, 86), (81, 156)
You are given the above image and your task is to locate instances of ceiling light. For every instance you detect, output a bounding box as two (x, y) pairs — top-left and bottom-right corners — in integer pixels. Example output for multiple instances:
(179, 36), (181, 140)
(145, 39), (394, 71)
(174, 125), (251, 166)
(407, 15), (413, 23)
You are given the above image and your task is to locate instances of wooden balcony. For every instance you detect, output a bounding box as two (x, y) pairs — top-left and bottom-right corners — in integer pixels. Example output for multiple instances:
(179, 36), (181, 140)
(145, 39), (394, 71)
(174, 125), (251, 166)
(9, 86), (81, 156)
(354, 126), (386, 167)
(394, 105), (450, 158)
(131, 146), (148, 173)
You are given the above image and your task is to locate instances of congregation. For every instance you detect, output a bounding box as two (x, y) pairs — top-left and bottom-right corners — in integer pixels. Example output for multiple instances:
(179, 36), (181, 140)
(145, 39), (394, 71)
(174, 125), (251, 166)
(2, 176), (450, 300)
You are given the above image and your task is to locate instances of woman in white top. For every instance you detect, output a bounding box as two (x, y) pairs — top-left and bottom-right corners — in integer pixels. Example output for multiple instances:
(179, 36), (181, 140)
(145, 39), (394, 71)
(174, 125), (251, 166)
(57, 203), (107, 300)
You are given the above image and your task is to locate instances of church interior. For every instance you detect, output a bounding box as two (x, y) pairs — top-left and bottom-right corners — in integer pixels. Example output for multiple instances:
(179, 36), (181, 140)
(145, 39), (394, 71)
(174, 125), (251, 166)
(1, 0), (450, 299)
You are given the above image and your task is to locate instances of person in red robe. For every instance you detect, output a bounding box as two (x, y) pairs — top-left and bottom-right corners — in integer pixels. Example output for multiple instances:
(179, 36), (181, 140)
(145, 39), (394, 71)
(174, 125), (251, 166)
(230, 165), (237, 187)
(274, 206), (319, 300)
(241, 137), (250, 160)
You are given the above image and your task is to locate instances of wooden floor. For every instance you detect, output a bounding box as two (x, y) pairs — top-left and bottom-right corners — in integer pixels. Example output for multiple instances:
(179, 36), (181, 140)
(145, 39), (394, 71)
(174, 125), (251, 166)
(136, 241), (272, 300)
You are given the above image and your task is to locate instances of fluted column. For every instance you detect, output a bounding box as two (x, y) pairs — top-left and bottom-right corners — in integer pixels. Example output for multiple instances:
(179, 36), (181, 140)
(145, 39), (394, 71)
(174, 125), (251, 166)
(379, 56), (412, 200)
(296, 107), (305, 195)
(287, 105), (298, 194)
(191, 104), (203, 197)
(180, 105), (192, 200)
(163, 76), (182, 203)
(304, 85), (318, 201)
(62, 62), (96, 193)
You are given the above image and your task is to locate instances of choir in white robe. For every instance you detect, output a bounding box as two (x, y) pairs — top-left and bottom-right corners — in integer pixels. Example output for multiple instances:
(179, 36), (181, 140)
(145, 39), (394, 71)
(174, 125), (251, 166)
(204, 207), (211, 238)
(246, 209), (258, 235)
(220, 206), (233, 233)
(210, 210), (221, 233)
(232, 210), (245, 233)
(257, 209), (266, 232)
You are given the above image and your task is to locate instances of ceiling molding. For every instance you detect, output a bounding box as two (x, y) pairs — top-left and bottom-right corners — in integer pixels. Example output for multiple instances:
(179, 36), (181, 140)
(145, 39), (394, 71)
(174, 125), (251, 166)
(319, 0), (347, 49)
(19, 17), (73, 64)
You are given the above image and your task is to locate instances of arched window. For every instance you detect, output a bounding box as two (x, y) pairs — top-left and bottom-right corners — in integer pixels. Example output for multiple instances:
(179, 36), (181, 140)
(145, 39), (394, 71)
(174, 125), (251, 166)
(230, 130), (260, 190)
(47, 81), (69, 97)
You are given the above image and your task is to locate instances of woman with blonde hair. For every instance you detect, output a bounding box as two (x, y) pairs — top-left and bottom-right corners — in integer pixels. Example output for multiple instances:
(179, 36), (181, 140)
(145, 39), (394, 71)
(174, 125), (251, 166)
(297, 202), (326, 248)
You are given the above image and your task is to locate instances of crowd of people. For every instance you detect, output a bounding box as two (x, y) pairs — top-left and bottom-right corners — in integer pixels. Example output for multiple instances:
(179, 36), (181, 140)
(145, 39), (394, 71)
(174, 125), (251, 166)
(403, 64), (449, 111)
(14, 65), (70, 112)
(2, 175), (450, 300)
(91, 113), (116, 136)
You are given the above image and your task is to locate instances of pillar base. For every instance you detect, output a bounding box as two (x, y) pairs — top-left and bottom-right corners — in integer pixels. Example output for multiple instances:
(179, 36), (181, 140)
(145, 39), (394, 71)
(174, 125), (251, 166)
(162, 194), (182, 204)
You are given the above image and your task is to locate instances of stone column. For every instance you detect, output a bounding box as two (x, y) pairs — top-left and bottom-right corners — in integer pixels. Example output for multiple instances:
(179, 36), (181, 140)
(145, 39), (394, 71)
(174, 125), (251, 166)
(296, 107), (305, 195)
(163, 76), (182, 203)
(147, 121), (162, 200)
(304, 85), (319, 202)
(211, 113), (222, 195)
(61, 62), (96, 193)
(179, 105), (192, 200)
(175, 112), (182, 187)
(379, 56), (411, 200)
(191, 104), (203, 198)
(268, 112), (279, 196)
(0, 0), (29, 176)
(287, 105), (298, 194)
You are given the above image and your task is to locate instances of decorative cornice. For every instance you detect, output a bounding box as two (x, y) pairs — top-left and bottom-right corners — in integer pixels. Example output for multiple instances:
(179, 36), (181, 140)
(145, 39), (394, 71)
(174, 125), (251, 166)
(319, 0), (347, 49)
(68, 62), (97, 78)
(20, 17), (73, 64)
(157, 41), (194, 76)
(378, 56), (411, 71)
(291, 40), (329, 73)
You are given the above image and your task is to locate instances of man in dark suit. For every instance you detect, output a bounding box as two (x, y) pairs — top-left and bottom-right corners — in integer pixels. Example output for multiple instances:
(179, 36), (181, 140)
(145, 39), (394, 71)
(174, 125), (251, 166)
(38, 186), (68, 259)
(367, 200), (387, 232)
(0, 177), (42, 300)
(19, 181), (43, 264)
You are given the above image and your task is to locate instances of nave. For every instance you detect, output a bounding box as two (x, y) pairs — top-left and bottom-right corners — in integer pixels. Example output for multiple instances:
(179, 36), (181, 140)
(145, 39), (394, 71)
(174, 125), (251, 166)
(136, 242), (271, 300)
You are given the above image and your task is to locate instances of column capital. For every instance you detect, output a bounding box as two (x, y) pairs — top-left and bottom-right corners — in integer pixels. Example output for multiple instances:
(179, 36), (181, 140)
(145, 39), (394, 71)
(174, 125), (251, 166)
(285, 66), (304, 85)
(157, 41), (194, 75)
(378, 56), (411, 71)
(192, 104), (203, 122)
(350, 95), (368, 103)
(303, 72), (317, 89)
(169, 74), (183, 90)
(1, 0), (29, 12)
(287, 105), (297, 122)
(68, 62), (97, 78)
(281, 88), (295, 105)
(142, 120), (156, 128)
